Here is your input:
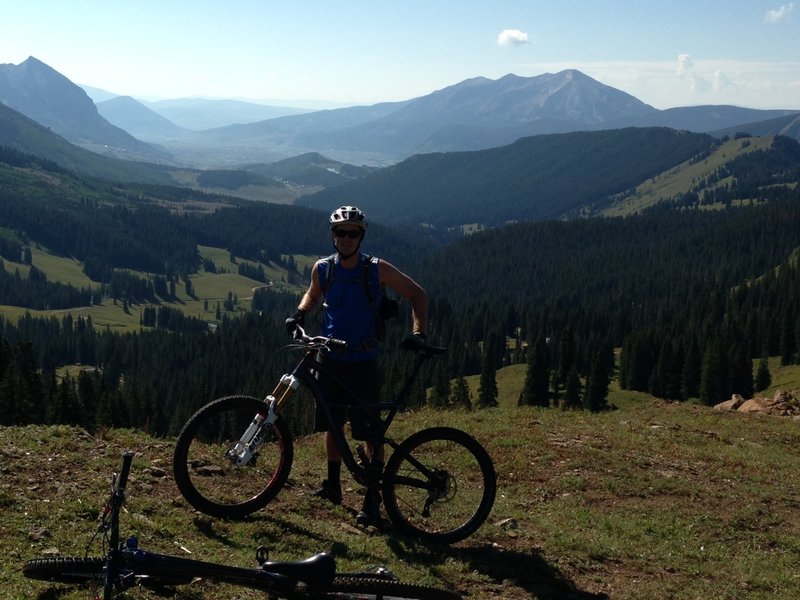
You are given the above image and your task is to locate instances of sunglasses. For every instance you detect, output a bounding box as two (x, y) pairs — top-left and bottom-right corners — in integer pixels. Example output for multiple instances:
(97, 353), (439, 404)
(333, 229), (362, 239)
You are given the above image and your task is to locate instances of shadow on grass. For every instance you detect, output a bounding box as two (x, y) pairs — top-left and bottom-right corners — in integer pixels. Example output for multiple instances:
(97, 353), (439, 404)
(388, 537), (608, 600)
(35, 589), (73, 600)
(188, 510), (606, 598)
(192, 515), (240, 547)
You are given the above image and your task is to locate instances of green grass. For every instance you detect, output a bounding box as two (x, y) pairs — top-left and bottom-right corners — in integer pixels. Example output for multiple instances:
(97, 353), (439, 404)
(4, 362), (800, 599)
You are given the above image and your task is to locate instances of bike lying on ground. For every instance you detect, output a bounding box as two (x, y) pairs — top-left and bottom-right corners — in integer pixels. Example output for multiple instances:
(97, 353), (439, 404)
(24, 451), (462, 599)
(173, 327), (496, 545)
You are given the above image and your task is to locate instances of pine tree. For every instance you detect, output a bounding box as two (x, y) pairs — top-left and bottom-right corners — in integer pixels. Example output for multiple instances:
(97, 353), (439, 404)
(681, 338), (701, 400)
(557, 326), (576, 387)
(77, 370), (98, 432)
(699, 343), (727, 406)
(428, 363), (450, 408)
(583, 348), (611, 412)
(561, 366), (583, 410)
(450, 375), (472, 411)
(519, 335), (550, 407)
(755, 356), (771, 392)
(477, 349), (498, 409)
(729, 345), (754, 399)
(53, 373), (83, 425)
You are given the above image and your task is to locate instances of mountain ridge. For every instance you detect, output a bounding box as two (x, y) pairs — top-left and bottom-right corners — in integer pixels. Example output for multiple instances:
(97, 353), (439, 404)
(3, 57), (799, 171)
(0, 57), (169, 163)
(170, 70), (798, 166)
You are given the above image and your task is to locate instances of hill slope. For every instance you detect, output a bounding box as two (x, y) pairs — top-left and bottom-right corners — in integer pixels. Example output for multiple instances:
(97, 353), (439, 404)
(0, 103), (176, 184)
(0, 57), (168, 163)
(296, 127), (719, 227)
(96, 96), (188, 141)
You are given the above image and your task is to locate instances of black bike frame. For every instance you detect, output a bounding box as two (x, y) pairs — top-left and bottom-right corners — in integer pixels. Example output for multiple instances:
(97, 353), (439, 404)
(98, 453), (333, 597)
(102, 451), (132, 597)
(287, 347), (432, 487)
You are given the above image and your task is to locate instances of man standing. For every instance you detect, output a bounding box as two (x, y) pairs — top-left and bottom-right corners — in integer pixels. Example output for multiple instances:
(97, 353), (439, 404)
(285, 206), (428, 525)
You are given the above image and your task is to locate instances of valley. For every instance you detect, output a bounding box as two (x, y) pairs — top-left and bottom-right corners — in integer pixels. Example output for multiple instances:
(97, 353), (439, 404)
(1, 53), (800, 600)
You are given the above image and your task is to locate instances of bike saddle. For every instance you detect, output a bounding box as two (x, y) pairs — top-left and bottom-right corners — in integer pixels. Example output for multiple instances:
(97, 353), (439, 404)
(260, 552), (336, 588)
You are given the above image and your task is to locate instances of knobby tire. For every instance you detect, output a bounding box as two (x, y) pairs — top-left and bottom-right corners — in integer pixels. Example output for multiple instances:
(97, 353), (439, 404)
(173, 394), (294, 518)
(22, 556), (194, 588)
(24, 558), (461, 599)
(304, 575), (462, 599)
(383, 426), (496, 544)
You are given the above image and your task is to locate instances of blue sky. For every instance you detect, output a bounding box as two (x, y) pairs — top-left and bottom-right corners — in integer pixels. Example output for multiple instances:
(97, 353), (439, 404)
(1, 1), (798, 109)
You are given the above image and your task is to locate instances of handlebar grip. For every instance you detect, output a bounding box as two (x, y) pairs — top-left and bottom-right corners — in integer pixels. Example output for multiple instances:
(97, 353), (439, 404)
(117, 451), (134, 491)
(400, 334), (447, 355)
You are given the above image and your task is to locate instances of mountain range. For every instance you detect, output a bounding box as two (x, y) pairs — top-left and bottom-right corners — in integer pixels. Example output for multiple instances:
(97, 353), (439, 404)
(2, 56), (798, 169)
(131, 70), (799, 167)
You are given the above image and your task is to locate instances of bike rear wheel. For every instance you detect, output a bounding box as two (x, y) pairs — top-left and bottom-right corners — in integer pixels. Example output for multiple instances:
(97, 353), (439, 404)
(296, 575), (461, 599)
(383, 427), (496, 545)
(173, 395), (294, 518)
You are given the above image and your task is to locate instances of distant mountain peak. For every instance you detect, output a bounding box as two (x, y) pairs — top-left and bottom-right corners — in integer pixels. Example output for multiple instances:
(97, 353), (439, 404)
(0, 56), (164, 161)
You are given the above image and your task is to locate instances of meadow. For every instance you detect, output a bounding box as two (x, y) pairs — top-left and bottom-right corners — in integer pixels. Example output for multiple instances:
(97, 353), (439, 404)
(3, 362), (800, 599)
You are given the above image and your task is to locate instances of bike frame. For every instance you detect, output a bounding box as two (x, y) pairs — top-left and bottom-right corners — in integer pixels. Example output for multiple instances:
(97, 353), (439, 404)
(277, 333), (439, 490)
(97, 453), (333, 597)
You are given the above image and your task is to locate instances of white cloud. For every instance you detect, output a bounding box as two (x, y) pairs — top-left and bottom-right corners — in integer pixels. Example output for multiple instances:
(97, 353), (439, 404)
(765, 3), (794, 23)
(675, 53), (711, 93)
(712, 70), (735, 91)
(497, 29), (530, 47)
(515, 59), (800, 109)
(676, 53), (694, 76)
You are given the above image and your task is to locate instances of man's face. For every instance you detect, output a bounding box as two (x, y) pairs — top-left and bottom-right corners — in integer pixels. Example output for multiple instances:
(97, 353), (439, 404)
(332, 226), (363, 256)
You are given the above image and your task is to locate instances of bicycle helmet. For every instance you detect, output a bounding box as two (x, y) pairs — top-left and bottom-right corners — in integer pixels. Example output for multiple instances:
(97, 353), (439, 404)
(329, 205), (367, 230)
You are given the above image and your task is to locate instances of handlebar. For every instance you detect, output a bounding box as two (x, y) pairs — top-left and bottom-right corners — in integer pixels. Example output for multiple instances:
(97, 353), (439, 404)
(290, 326), (348, 350)
(290, 326), (446, 356)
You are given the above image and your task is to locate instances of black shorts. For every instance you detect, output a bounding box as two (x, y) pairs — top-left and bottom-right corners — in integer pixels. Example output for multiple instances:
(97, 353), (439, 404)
(315, 357), (382, 441)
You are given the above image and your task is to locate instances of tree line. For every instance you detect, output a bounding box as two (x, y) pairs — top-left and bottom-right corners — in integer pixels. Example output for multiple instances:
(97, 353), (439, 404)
(2, 141), (800, 433)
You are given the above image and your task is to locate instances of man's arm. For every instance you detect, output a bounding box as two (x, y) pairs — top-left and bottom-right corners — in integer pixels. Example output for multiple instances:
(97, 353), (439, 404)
(297, 261), (322, 313)
(378, 260), (429, 336)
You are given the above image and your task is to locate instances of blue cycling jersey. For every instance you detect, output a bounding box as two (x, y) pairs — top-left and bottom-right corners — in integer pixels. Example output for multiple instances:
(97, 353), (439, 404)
(317, 253), (382, 361)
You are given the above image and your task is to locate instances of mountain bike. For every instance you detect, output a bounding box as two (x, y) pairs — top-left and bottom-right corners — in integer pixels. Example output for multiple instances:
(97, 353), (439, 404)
(24, 451), (461, 599)
(173, 327), (496, 545)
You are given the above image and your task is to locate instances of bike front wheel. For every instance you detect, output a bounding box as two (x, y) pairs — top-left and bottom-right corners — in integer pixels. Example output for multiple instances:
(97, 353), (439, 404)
(173, 395), (294, 518)
(23, 556), (195, 588)
(383, 427), (496, 545)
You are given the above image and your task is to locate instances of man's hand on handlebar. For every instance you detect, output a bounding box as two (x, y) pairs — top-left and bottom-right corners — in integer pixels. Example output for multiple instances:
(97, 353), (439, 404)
(400, 332), (447, 355)
(289, 325), (348, 350)
(401, 332), (427, 351)
(285, 308), (305, 335)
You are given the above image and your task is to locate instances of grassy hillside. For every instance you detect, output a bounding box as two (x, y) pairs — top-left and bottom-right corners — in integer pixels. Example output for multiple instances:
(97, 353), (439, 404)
(0, 243), (305, 332)
(603, 136), (775, 216)
(4, 363), (800, 599)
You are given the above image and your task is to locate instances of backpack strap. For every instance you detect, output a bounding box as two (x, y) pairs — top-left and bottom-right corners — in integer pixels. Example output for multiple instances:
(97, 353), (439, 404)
(321, 253), (380, 311)
(320, 253), (338, 296)
(362, 254), (378, 307)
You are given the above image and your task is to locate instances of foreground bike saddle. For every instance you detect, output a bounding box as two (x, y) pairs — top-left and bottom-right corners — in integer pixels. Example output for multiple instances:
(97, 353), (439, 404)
(259, 552), (336, 588)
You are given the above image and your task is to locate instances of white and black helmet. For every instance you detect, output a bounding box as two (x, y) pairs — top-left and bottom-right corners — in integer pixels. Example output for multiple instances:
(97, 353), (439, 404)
(329, 205), (367, 230)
